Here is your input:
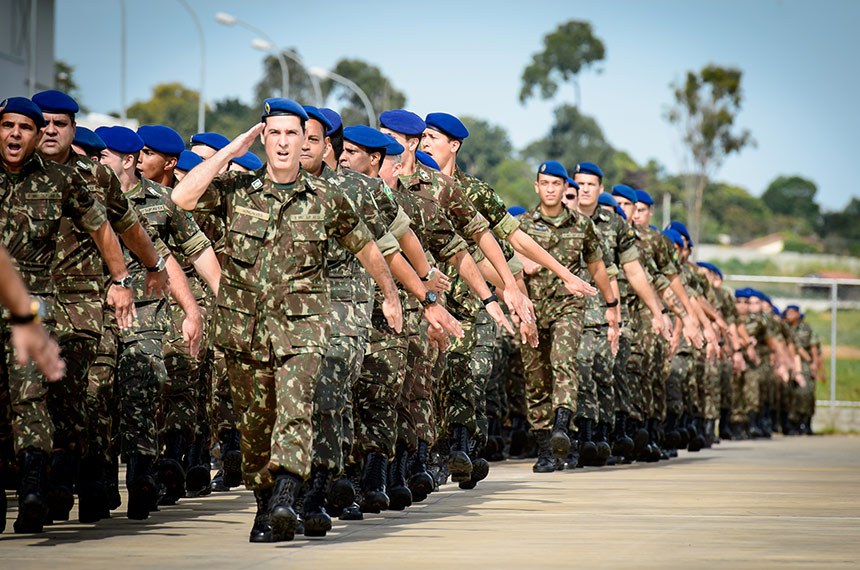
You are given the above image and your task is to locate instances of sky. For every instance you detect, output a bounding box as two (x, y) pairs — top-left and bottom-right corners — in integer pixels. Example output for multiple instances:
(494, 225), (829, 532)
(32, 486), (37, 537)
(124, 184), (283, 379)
(55, 0), (860, 210)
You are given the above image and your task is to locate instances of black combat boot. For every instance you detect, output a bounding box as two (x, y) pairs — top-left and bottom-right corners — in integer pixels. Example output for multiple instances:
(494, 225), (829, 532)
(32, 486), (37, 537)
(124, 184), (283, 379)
(486, 417), (505, 461)
(249, 488), (274, 543)
(748, 412), (763, 438)
(302, 466), (333, 537)
(388, 443), (413, 510)
(578, 418), (597, 466)
(508, 415), (529, 458)
(14, 450), (48, 533)
(676, 413), (690, 448)
(46, 448), (78, 522)
(219, 428), (242, 488)
(360, 451), (389, 513)
(704, 419), (716, 447)
(687, 417), (706, 452)
(759, 406), (772, 438)
(592, 422), (612, 466)
(184, 433), (211, 497)
(803, 416), (814, 436)
(328, 475), (355, 515)
(611, 411), (634, 458)
(77, 455), (110, 524)
(719, 409), (732, 440)
(447, 424), (473, 483)
(157, 430), (186, 505)
(549, 407), (573, 458)
(339, 464), (363, 521)
(532, 430), (555, 473)
(268, 471), (302, 541)
(126, 454), (157, 520)
(460, 439), (490, 490)
(407, 440), (435, 503)
(663, 411), (681, 450)
(627, 417), (649, 458)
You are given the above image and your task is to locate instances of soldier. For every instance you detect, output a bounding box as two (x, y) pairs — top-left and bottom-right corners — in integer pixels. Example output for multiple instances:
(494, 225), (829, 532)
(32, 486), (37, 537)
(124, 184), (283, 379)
(71, 126), (106, 162)
(32, 89), (170, 523)
(172, 99), (402, 543)
(783, 305), (818, 435)
(518, 161), (617, 473)
(1, 97), (136, 533)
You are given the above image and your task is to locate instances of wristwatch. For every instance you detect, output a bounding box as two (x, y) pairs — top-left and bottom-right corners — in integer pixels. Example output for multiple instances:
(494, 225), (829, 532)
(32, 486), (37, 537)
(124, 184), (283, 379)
(604, 298), (619, 308)
(420, 291), (438, 307)
(112, 275), (133, 289)
(10, 298), (43, 325)
(482, 293), (498, 307)
(146, 255), (167, 273)
(421, 267), (438, 282)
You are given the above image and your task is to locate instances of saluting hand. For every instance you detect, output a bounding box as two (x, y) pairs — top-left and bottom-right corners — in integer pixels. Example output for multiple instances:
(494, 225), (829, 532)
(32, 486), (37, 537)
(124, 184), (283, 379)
(225, 122), (265, 159)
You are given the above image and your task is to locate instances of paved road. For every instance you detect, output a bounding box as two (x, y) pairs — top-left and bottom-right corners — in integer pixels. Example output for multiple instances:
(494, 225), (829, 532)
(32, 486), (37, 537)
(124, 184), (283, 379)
(3, 435), (860, 569)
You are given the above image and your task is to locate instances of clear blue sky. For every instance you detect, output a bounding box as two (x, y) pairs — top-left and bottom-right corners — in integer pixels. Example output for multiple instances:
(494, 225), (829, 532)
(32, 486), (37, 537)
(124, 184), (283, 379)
(56, 0), (860, 210)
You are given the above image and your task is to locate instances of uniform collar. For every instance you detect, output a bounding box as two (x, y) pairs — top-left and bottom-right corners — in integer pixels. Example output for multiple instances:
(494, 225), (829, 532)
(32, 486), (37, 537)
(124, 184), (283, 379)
(261, 166), (317, 201)
(531, 204), (573, 227)
(3, 151), (47, 177)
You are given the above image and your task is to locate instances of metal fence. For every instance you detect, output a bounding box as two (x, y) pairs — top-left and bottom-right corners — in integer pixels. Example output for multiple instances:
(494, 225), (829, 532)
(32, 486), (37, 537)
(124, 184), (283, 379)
(724, 274), (860, 409)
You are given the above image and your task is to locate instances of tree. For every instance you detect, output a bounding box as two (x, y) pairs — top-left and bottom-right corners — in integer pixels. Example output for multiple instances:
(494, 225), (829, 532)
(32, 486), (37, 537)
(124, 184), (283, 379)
(456, 117), (514, 182)
(522, 104), (620, 181)
(761, 175), (820, 232)
(666, 65), (754, 246)
(55, 60), (85, 110)
(320, 59), (406, 127)
(519, 20), (605, 107)
(819, 198), (860, 255)
(127, 83), (202, 141)
(254, 49), (322, 106)
(486, 158), (536, 210)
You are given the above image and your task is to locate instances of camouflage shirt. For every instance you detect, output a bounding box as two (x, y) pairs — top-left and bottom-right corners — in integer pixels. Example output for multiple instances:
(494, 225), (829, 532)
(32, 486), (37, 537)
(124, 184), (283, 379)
(635, 224), (678, 295)
(581, 207), (636, 326)
(0, 152), (107, 295)
(203, 166), (373, 359)
(520, 206), (604, 327)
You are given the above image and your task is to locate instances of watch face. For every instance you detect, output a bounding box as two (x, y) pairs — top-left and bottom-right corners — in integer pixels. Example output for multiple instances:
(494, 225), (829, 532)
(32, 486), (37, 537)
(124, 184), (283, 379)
(425, 291), (437, 304)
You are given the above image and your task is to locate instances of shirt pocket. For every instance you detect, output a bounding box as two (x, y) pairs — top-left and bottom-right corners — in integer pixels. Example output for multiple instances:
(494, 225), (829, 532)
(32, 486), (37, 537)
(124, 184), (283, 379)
(24, 192), (63, 238)
(212, 282), (257, 353)
(291, 220), (326, 268)
(226, 213), (268, 266)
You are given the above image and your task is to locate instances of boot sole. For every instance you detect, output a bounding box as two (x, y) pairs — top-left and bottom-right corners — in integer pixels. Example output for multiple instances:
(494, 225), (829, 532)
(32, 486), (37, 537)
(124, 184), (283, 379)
(14, 494), (46, 533)
(269, 506), (299, 541)
(185, 465), (212, 494)
(549, 431), (571, 457)
(447, 452), (472, 482)
(408, 472), (434, 503)
(303, 512), (332, 537)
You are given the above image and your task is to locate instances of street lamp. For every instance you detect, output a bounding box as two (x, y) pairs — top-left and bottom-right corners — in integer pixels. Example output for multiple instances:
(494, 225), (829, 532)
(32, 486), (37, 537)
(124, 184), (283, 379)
(178, 0), (205, 132)
(309, 67), (376, 128)
(250, 39), (323, 106)
(215, 11), (289, 98)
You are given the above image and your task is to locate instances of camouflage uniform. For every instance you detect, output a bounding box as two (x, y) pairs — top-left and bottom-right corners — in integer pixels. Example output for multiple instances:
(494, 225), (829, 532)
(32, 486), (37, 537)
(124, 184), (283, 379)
(0, 153), (109, 455)
(787, 317), (817, 424)
(734, 311), (770, 423)
(202, 166), (372, 489)
(519, 207), (603, 430)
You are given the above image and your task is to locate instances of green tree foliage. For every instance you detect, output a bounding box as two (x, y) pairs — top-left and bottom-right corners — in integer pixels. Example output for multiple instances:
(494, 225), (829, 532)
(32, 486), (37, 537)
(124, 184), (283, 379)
(486, 158), (536, 210)
(127, 83), (202, 141)
(700, 181), (773, 243)
(519, 20), (605, 106)
(254, 49), (322, 106)
(761, 175), (820, 233)
(320, 59), (406, 127)
(457, 117), (514, 182)
(819, 198), (860, 256)
(55, 60), (85, 111)
(666, 65), (754, 246)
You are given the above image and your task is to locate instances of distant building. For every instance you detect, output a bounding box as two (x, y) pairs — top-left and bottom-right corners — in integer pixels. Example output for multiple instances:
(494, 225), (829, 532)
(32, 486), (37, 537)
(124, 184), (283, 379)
(741, 232), (784, 255)
(801, 271), (860, 301)
(0, 0), (56, 96)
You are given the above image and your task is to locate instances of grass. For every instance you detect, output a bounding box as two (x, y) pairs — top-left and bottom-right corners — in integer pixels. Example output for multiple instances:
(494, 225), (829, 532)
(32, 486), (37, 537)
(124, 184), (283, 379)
(804, 310), (860, 402)
(815, 359), (860, 402)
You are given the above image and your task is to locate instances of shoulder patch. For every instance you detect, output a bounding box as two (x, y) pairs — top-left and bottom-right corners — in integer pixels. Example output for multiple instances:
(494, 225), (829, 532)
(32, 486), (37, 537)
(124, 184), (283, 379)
(76, 160), (90, 170)
(251, 178), (263, 190)
(139, 204), (167, 215)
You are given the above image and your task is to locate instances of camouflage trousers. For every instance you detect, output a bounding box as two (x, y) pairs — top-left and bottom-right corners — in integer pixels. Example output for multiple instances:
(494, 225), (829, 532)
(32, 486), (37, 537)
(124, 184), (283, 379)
(486, 330), (511, 423)
(576, 325), (614, 424)
(720, 357), (734, 412)
(312, 332), (365, 474)
(225, 349), (322, 490)
(503, 335), (528, 422)
(440, 314), (478, 437)
(666, 349), (692, 418)
(85, 319), (118, 467)
(207, 347), (235, 435)
(625, 309), (657, 421)
(353, 308), (408, 459)
(397, 309), (438, 451)
(650, 332), (669, 422)
(1, 294), (57, 455)
(758, 359), (776, 413)
(161, 299), (207, 443)
(688, 350), (706, 417)
(732, 358), (764, 422)
(790, 363), (815, 421)
(613, 331), (634, 418)
(522, 308), (583, 431)
(471, 310), (497, 448)
(701, 358), (722, 421)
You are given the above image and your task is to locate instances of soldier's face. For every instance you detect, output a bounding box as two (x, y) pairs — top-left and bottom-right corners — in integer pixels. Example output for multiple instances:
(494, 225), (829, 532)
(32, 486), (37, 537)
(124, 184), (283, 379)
(38, 112), (75, 160)
(137, 146), (175, 181)
(534, 174), (566, 208)
(736, 298), (748, 316)
(615, 196), (636, 221)
(190, 144), (216, 160)
(339, 141), (378, 176)
(262, 115), (304, 173)
(380, 128), (419, 155)
(0, 113), (41, 171)
(748, 297), (762, 313)
(420, 128), (457, 166)
(784, 308), (799, 324)
(99, 148), (130, 177)
(633, 203), (652, 226)
(573, 173), (601, 208)
(378, 155), (403, 189)
(300, 119), (328, 174)
(561, 187), (577, 210)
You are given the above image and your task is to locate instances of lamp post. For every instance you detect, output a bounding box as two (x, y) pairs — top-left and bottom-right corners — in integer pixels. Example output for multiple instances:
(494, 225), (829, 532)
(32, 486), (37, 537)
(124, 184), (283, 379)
(178, 0), (205, 132)
(215, 11), (289, 98)
(309, 67), (376, 128)
(252, 38), (322, 106)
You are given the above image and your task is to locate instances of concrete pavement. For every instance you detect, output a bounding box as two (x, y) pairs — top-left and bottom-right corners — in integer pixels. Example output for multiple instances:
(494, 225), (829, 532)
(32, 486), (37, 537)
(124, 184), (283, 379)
(3, 435), (859, 569)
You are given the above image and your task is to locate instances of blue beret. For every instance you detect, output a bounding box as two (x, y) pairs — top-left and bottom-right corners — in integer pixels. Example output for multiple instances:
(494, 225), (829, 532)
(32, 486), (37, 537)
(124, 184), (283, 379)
(566, 177), (580, 190)
(32, 90), (79, 115)
(748, 289), (767, 301)
(662, 228), (685, 248)
(190, 132), (230, 151)
(636, 189), (654, 206)
(574, 161), (603, 179)
(379, 109), (426, 136)
(0, 97), (46, 129)
(137, 125), (184, 156)
(233, 151), (263, 171)
(96, 126), (144, 154)
(382, 134), (404, 156)
(302, 105), (333, 134)
(667, 221), (692, 247)
(537, 160), (568, 180)
(415, 150), (440, 170)
(343, 125), (390, 151)
(772, 305), (781, 316)
(73, 126), (106, 153)
(176, 150), (203, 172)
(425, 112), (469, 140)
(597, 192), (619, 209)
(507, 205), (527, 217)
(735, 288), (751, 299)
(319, 108), (342, 136)
(785, 304), (801, 313)
(611, 184), (637, 203)
(262, 97), (308, 121)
